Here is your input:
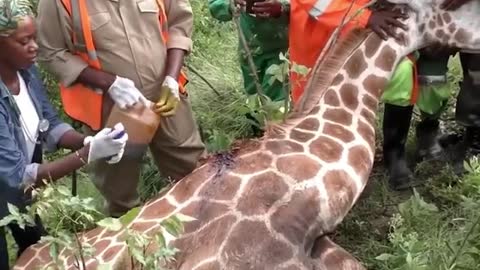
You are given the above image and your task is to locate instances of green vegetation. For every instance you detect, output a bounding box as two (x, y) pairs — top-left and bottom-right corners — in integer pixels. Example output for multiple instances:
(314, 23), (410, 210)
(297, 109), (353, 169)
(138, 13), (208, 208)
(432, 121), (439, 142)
(3, 0), (480, 269)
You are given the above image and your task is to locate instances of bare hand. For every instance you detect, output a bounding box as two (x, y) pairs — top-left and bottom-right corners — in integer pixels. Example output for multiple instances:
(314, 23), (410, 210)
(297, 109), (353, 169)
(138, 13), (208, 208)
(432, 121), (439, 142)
(235, 0), (246, 11)
(367, 10), (409, 41)
(252, 0), (283, 18)
(440, 0), (472, 10)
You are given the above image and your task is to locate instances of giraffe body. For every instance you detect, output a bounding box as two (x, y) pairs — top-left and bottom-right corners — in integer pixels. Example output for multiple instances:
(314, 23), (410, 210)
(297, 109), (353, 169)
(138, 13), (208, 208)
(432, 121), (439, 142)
(14, 1), (480, 269)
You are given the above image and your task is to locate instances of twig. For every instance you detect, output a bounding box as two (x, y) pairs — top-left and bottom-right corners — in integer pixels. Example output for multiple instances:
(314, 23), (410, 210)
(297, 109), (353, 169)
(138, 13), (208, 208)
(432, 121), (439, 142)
(74, 232), (87, 270)
(185, 63), (222, 97)
(229, 0), (267, 104)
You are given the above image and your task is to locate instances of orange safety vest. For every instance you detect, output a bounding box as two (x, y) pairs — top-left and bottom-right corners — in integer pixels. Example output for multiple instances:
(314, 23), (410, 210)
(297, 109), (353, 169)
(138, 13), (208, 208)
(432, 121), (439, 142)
(289, 0), (372, 104)
(59, 0), (189, 131)
(406, 54), (419, 104)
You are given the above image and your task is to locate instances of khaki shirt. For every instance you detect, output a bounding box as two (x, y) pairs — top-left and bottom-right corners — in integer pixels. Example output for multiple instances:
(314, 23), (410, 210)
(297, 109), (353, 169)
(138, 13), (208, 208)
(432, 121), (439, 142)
(36, 0), (193, 100)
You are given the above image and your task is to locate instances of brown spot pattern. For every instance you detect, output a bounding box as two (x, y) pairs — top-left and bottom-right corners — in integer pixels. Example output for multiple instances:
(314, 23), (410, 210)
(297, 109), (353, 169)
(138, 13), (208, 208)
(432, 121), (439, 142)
(363, 74), (388, 97)
(455, 29), (472, 44)
(339, 83), (359, 110)
(222, 220), (293, 268)
(140, 198), (176, 220)
(374, 45), (397, 72)
(270, 188), (320, 244)
(235, 152), (272, 174)
(323, 109), (353, 126)
(174, 215), (237, 269)
(180, 200), (230, 233)
(324, 170), (357, 218)
(277, 155), (321, 181)
(361, 109), (376, 125)
(331, 74), (344, 86)
(357, 120), (375, 147)
(102, 244), (123, 261)
(168, 165), (212, 203)
(344, 50), (367, 79)
(364, 35), (383, 58)
(419, 23), (425, 33)
(348, 145), (371, 178)
(362, 94), (378, 111)
(436, 14), (444, 27)
(436, 29), (445, 39)
(237, 172), (288, 216)
(323, 123), (355, 143)
(198, 174), (241, 201)
(428, 20), (435, 29)
(296, 118), (320, 131)
(130, 221), (158, 233)
(448, 23), (457, 34)
(443, 13), (452, 24)
(265, 140), (304, 154)
(290, 129), (316, 142)
(323, 89), (340, 106)
(310, 136), (343, 163)
(310, 105), (321, 114)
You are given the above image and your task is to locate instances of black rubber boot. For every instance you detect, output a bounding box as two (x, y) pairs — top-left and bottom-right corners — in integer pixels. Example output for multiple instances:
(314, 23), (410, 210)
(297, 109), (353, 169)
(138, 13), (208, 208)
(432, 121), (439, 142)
(415, 117), (443, 162)
(383, 104), (415, 190)
(451, 127), (480, 176)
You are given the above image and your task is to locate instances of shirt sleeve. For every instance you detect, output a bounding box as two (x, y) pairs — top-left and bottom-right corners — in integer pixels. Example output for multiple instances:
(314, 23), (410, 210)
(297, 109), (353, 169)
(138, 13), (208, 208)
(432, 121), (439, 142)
(208, 0), (233, 22)
(301, 0), (372, 30)
(0, 109), (29, 188)
(28, 67), (74, 152)
(164, 0), (194, 53)
(36, 0), (89, 87)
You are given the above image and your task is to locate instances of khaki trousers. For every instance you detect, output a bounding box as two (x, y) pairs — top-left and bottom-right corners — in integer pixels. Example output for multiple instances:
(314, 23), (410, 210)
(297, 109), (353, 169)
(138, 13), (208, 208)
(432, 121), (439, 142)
(83, 94), (206, 217)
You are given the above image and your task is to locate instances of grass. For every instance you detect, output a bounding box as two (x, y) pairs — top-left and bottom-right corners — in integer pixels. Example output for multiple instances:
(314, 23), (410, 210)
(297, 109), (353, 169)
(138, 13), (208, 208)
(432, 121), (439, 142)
(7, 1), (480, 269)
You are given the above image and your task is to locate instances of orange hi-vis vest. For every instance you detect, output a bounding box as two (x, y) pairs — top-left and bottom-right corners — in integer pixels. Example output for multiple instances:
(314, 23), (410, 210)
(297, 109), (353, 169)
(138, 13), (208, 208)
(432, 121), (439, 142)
(289, 0), (372, 104)
(59, 0), (189, 131)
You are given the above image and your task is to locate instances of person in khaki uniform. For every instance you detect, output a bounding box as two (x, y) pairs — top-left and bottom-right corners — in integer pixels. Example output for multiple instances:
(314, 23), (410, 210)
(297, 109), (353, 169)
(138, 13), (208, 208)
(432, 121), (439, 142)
(36, 0), (206, 217)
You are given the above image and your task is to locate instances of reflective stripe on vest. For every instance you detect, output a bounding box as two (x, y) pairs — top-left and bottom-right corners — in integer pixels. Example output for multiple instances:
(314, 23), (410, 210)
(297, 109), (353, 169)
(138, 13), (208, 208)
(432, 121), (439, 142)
(418, 75), (447, 85)
(59, 0), (189, 130)
(309, 0), (332, 18)
(155, 0), (189, 92)
(406, 54), (419, 105)
(60, 0), (103, 130)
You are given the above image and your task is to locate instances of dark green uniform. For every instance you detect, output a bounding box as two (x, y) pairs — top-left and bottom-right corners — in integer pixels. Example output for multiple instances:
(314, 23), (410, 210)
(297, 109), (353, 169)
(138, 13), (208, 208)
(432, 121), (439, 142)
(208, 0), (289, 101)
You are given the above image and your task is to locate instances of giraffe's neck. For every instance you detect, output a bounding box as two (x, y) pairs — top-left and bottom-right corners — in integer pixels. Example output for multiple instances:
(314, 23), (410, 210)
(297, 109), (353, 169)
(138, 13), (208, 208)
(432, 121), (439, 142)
(292, 31), (413, 246)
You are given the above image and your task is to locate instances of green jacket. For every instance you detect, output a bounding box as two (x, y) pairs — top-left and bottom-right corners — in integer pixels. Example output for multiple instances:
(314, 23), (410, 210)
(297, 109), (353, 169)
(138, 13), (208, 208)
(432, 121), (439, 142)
(208, 0), (289, 58)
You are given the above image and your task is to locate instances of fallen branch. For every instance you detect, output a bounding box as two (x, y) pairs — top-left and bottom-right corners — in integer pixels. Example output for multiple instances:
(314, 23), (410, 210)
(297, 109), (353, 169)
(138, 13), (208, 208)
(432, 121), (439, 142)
(185, 63), (222, 97)
(229, 0), (267, 104)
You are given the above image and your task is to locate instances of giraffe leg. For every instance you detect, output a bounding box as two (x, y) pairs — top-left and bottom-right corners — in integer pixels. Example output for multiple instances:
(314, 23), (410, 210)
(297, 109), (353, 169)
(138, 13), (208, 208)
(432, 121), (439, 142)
(310, 236), (365, 270)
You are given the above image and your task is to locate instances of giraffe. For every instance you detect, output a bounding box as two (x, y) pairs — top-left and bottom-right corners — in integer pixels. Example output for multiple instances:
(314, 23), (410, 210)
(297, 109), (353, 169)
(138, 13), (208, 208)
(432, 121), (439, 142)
(13, 0), (480, 269)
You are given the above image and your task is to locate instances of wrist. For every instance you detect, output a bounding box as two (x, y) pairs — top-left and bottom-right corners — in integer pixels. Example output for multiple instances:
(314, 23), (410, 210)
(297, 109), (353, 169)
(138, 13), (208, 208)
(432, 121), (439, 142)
(77, 147), (89, 164)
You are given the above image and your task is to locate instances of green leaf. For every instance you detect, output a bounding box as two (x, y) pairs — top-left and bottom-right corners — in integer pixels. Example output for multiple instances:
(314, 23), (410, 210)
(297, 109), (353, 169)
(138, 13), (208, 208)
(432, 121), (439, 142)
(97, 217), (123, 231)
(375, 253), (395, 261)
(119, 207), (141, 225)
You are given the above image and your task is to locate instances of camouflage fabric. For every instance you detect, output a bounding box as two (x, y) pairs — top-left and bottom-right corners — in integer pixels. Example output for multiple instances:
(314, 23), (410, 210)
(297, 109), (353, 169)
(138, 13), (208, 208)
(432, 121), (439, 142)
(0, 0), (33, 36)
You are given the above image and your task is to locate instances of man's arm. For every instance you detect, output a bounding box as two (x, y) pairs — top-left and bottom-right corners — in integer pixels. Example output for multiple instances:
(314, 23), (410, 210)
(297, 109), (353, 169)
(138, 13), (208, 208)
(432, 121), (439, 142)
(441, 0), (472, 10)
(36, 0), (89, 87)
(164, 0), (195, 79)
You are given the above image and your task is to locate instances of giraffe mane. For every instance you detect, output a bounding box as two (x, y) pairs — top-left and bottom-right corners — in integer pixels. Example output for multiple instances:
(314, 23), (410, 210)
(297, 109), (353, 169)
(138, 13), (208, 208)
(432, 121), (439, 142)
(265, 27), (373, 137)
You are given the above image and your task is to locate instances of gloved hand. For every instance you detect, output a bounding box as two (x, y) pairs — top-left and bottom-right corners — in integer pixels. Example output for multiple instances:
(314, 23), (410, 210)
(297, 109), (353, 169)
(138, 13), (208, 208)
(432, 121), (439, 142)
(83, 123), (128, 164)
(108, 76), (148, 110)
(153, 76), (180, 117)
